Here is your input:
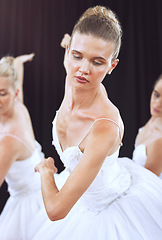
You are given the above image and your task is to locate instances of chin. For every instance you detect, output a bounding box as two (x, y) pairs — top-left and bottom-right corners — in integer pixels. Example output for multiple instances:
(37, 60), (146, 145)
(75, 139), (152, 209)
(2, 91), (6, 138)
(151, 112), (162, 118)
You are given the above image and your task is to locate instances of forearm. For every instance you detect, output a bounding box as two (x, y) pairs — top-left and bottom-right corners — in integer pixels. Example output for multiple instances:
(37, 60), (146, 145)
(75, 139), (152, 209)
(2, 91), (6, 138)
(14, 57), (24, 102)
(40, 168), (60, 220)
(13, 53), (35, 102)
(145, 163), (162, 176)
(0, 177), (5, 187)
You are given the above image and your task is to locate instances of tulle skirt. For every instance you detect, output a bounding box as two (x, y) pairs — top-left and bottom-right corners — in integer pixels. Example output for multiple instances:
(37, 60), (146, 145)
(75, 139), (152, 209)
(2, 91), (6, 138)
(0, 189), (48, 240)
(29, 158), (162, 240)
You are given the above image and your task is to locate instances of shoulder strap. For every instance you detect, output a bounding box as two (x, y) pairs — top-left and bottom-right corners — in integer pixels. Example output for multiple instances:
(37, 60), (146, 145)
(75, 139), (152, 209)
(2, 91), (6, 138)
(1, 133), (34, 153)
(89, 118), (123, 146)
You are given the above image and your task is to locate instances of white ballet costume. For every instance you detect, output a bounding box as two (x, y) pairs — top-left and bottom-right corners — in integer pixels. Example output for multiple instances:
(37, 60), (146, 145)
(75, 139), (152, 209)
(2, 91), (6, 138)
(32, 113), (162, 240)
(0, 136), (48, 240)
(132, 128), (162, 179)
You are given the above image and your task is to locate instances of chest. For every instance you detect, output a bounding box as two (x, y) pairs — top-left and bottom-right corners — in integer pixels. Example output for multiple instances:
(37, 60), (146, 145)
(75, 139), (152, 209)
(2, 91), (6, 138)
(136, 126), (162, 146)
(56, 110), (93, 152)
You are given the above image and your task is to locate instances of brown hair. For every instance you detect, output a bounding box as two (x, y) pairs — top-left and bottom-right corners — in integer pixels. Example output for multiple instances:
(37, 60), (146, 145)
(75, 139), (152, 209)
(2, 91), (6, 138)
(153, 74), (162, 89)
(70, 6), (122, 61)
(0, 56), (18, 89)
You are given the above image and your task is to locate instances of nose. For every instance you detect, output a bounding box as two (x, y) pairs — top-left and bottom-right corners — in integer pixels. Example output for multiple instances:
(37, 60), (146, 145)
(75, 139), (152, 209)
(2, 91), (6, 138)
(155, 98), (162, 108)
(79, 59), (90, 74)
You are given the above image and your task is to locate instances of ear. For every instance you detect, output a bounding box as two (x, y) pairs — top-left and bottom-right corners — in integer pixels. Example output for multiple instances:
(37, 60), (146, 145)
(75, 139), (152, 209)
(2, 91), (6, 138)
(66, 45), (70, 54)
(15, 89), (19, 97)
(107, 59), (119, 75)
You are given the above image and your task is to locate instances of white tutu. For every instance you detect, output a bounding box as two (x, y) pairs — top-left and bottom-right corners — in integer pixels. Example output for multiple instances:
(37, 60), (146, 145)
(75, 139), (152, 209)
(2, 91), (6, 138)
(132, 129), (162, 179)
(30, 157), (162, 240)
(28, 116), (162, 240)
(0, 141), (48, 240)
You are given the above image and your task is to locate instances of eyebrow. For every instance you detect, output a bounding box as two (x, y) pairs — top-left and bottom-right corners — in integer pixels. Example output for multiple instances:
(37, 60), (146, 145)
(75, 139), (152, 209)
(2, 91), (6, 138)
(153, 90), (160, 94)
(0, 89), (6, 91)
(71, 50), (107, 61)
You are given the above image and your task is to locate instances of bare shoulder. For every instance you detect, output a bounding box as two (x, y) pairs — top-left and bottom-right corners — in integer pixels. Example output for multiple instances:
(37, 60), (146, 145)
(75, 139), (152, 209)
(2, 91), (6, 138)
(148, 138), (162, 154)
(5, 101), (33, 141)
(145, 137), (162, 176)
(15, 101), (33, 128)
(87, 98), (124, 153)
(98, 97), (124, 137)
(147, 137), (162, 166)
(0, 134), (21, 158)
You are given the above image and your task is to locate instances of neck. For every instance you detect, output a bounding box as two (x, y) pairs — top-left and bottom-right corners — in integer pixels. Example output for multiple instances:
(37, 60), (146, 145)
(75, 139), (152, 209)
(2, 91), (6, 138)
(68, 86), (100, 111)
(150, 116), (162, 131)
(0, 106), (15, 125)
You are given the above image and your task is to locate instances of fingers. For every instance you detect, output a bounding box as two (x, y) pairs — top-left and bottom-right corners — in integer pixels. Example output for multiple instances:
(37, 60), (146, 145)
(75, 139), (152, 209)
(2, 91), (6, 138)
(21, 53), (35, 63)
(15, 53), (35, 64)
(47, 157), (58, 173)
(27, 53), (35, 62)
(60, 33), (71, 48)
(34, 157), (58, 174)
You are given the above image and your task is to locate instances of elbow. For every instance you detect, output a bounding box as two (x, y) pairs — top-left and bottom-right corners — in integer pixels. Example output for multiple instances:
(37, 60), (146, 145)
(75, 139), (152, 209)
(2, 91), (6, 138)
(48, 213), (64, 221)
(0, 179), (4, 187)
(48, 212), (67, 221)
(46, 206), (68, 221)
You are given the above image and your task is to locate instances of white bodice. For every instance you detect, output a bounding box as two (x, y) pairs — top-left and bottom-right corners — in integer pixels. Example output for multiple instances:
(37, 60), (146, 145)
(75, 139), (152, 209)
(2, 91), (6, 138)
(52, 113), (132, 212)
(132, 143), (162, 179)
(5, 141), (44, 197)
(132, 144), (147, 166)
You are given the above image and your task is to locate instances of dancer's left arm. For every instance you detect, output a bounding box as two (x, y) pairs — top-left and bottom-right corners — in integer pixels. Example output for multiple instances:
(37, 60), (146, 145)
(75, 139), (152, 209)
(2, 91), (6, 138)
(35, 120), (120, 221)
(145, 138), (162, 176)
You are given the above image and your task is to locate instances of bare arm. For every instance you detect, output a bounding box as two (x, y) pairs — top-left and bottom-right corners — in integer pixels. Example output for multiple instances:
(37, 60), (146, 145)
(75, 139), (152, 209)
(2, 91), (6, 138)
(14, 53), (35, 102)
(35, 120), (121, 221)
(0, 137), (20, 186)
(145, 138), (162, 176)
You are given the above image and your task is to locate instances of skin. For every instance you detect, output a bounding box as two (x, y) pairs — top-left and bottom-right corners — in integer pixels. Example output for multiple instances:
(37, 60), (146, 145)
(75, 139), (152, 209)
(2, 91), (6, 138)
(135, 78), (162, 176)
(35, 32), (124, 221)
(61, 33), (108, 96)
(0, 54), (36, 186)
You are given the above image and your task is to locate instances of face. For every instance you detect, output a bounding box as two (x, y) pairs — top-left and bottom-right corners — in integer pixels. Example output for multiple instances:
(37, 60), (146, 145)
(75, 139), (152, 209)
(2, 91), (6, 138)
(66, 32), (119, 90)
(0, 76), (16, 114)
(150, 79), (162, 118)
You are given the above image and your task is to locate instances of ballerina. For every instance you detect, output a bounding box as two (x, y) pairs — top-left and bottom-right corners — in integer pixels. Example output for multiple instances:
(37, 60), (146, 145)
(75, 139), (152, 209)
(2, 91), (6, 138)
(0, 54), (48, 240)
(133, 74), (162, 178)
(33, 6), (162, 240)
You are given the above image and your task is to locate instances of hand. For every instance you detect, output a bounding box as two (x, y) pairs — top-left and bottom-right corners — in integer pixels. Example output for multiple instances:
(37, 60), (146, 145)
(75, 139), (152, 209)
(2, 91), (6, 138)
(15, 53), (35, 64)
(35, 157), (58, 174)
(60, 34), (71, 48)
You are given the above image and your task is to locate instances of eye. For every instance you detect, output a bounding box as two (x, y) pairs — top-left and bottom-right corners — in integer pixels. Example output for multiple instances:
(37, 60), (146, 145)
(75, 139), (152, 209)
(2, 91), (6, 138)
(153, 91), (160, 98)
(92, 60), (102, 66)
(0, 91), (7, 96)
(73, 53), (82, 60)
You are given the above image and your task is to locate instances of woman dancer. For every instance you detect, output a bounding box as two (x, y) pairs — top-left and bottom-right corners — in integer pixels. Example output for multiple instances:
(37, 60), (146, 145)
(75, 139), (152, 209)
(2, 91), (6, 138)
(0, 54), (47, 240)
(133, 74), (162, 178)
(34, 6), (162, 240)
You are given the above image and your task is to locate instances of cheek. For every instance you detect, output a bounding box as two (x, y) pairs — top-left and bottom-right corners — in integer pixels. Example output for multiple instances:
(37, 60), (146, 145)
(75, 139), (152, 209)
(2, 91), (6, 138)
(68, 56), (80, 69)
(150, 94), (154, 104)
(94, 69), (108, 80)
(68, 61), (78, 74)
(5, 96), (14, 105)
(0, 98), (8, 108)
(4, 98), (10, 106)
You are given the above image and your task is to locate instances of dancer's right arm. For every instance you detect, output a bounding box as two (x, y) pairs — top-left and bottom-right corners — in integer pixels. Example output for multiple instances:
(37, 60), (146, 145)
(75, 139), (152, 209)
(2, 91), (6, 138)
(0, 137), (20, 186)
(14, 53), (35, 103)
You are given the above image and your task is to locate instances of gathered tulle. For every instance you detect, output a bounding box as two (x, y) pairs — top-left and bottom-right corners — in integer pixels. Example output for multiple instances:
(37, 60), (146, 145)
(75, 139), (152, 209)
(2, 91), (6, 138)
(132, 140), (162, 179)
(0, 141), (46, 240)
(29, 115), (162, 240)
(30, 157), (162, 240)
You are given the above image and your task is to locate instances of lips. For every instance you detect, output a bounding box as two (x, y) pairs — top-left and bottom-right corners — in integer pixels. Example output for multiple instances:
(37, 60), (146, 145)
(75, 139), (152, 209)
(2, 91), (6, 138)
(153, 107), (160, 113)
(75, 76), (88, 83)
